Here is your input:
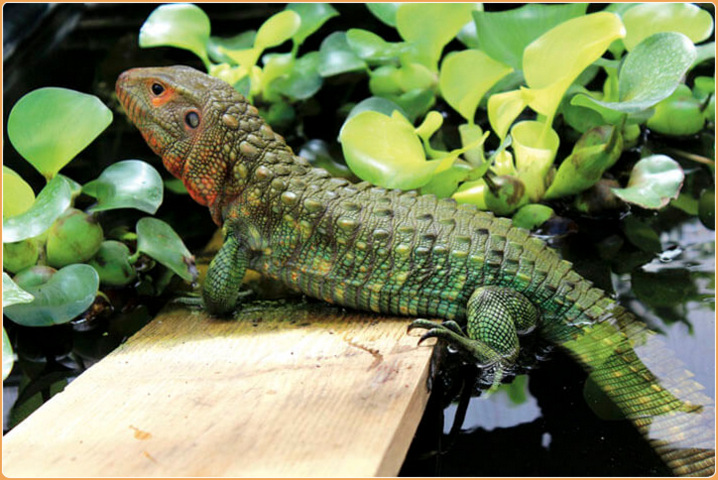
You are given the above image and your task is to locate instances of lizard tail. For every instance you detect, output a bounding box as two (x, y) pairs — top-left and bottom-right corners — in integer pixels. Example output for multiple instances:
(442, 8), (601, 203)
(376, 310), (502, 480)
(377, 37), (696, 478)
(551, 302), (715, 476)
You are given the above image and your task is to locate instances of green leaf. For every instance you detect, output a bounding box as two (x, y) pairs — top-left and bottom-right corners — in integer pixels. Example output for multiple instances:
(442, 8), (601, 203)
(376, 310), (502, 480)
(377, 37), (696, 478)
(396, 3), (475, 69)
(512, 204), (554, 230)
(286, 3), (338, 47)
(544, 125), (623, 199)
(694, 42), (716, 68)
(573, 32), (696, 118)
(3, 327), (14, 380)
(440, 49), (512, 123)
(346, 29), (405, 63)
(3, 167), (35, 218)
(420, 162), (472, 198)
(3, 272), (34, 308)
(136, 218), (197, 282)
(317, 32), (367, 77)
(82, 160), (163, 214)
(453, 179), (488, 210)
(255, 10), (300, 50)
(340, 110), (439, 190)
(139, 3), (211, 66)
(267, 52), (323, 101)
(522, 12), (626, 121)
(343, 97), (408, 128)
(8, 88), (113, 179)
(487, 89), (529, 141)
(367, 3), (400, 27)
(3, 175), (72, 243)
(510, 121), (560, 201)
(4, 265), (99, 327)
(207, 31), (256, 64)
(612, 155), (684, 209)
(473, 3), (588, 70)
(622, 3), (714, 51)
(393, 88), (436, 123)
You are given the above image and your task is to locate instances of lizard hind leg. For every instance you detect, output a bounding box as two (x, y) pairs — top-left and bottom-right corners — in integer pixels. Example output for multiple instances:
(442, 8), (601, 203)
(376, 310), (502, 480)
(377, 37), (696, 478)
(409, 286), (539, 386)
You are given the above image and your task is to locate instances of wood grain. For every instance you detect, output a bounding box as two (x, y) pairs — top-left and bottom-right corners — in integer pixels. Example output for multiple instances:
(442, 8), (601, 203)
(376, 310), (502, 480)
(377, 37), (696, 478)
(2, 298), (435, 477)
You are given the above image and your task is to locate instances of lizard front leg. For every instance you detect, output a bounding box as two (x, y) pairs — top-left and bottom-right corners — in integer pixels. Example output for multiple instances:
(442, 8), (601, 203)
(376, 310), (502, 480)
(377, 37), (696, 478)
(203, 225), (250, 316)
(409, 286), (539, 384)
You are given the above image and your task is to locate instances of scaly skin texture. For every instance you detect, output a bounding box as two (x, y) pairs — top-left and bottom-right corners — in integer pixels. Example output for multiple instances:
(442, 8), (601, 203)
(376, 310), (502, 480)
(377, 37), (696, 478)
(117, 66), (714, 476)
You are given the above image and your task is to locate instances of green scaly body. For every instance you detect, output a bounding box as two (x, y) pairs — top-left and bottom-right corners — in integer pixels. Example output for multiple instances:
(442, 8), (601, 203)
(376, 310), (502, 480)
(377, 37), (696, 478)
(117, 65), (714, 476)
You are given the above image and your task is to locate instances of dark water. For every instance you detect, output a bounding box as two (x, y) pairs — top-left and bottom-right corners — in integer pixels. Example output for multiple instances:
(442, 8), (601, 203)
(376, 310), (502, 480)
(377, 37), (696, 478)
(3, 3), (715, 476)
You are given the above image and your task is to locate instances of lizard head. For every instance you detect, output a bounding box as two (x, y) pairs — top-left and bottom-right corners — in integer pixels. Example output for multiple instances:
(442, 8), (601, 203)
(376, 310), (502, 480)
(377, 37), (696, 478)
(116, 65), (248, 212)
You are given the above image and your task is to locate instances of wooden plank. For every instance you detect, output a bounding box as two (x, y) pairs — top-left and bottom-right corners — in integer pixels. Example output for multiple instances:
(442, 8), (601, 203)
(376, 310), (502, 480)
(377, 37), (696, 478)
(2, 298), (435, 477)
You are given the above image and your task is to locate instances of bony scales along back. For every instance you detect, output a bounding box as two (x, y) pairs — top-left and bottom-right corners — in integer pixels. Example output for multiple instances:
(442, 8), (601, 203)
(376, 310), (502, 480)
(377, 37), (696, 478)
(116, 65), (714, 476)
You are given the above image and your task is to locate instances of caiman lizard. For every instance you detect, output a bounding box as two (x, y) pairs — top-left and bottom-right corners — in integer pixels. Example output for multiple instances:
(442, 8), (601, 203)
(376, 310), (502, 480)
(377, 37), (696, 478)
(116, 65), (714, 476)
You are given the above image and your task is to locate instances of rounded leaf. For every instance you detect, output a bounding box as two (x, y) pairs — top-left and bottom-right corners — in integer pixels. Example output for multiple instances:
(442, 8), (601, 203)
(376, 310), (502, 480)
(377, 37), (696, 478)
(396, 3), (475, 68)
(139, 3), (211, 65)
(473, 3), (588, 70)
(3, 272), (34, 308)
(440, 49), (512, 122)
(339, 110), (435, 190)
(622, 3), (714, 51)
(611, 155), (684, 209)
(255, 10), (300, 50)
(83, 160), (164, 214)
(3, 167), (35, 219)
(318, 32), (366, 77)
(286, 3), (338, 47)
(267, 52), (323, 101)
(523, 12), (625, 119)
(7, 88), (113, 179)
(136, 217), (197, 282)
(341, 97), (408, 137)
(4, 264), (99, 327)
(572, 32), (697, 116)
(3, 175), (72, 243)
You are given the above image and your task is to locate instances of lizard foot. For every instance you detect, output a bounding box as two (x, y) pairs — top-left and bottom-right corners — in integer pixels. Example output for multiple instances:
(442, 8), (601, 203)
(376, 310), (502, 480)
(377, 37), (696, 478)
(408, 318), (508, 390)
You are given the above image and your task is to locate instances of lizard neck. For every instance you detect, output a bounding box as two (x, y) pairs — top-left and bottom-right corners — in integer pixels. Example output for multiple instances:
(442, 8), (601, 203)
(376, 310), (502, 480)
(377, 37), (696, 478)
(177, 105), (311, 226)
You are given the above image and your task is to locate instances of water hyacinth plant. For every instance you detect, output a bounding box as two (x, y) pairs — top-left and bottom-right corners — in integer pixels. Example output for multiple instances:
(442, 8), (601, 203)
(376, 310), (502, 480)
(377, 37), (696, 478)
(138, 2), (714, 230)
(3, 87), (198, 385)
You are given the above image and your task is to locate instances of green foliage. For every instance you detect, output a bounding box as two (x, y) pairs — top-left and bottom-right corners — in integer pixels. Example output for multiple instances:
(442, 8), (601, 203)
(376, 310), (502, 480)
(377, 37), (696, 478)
(3, 87), (197, 350)
(7, 88), (112, 180)
(138, 3), (714, 221)
(473, 3), (588, 71)
(611, 155), (685, 209)
(139, 3), (212, 67)
(3, 167), (35, 218)
(573, 32), (697, 122)
(4, 264), (100, 327)
(83, 160), (164, 214)
(621, 3), (714, 51)
(3, 175), (72, 243)
(135, 218), (198, 282)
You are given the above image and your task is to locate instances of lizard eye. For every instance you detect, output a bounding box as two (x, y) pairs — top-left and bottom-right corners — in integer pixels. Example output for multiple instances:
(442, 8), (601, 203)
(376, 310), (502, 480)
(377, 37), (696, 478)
(185, 111), (200, 129)
(151, 83), (165, 95)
